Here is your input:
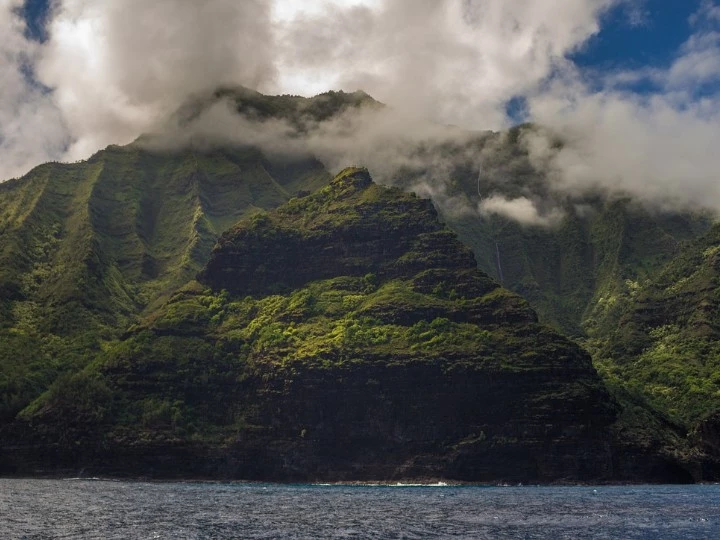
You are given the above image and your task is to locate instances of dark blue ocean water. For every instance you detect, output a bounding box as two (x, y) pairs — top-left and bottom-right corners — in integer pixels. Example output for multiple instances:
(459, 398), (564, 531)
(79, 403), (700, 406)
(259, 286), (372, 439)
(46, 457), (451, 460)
(0, 480), (718, 539)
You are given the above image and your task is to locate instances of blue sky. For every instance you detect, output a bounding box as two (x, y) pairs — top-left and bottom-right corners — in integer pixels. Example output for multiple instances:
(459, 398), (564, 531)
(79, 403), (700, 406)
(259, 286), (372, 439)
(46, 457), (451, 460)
(497, 1), (714, 121)
(19, 0), (50, 42)
(572, 1), (702, 72)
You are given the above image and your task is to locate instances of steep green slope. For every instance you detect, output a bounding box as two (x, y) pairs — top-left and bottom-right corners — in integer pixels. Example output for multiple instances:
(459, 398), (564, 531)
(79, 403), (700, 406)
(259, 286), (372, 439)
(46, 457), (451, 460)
(0, 144), (329, 422)
(594, 223), (720, 427)
(165, 90), (712, 339)
(0, 87), (386, 426)
(401, 127), (711, 337)
(0, 89), (716, 480)
(4, 168), (660, 482)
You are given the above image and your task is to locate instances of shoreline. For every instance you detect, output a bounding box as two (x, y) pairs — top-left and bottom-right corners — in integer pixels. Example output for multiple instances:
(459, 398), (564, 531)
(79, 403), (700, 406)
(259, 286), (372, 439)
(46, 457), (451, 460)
(1, 473), (712, 487)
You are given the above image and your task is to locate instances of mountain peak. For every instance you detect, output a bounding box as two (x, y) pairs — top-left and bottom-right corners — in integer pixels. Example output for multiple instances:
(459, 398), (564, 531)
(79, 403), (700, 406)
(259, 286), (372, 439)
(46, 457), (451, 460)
(173, 86), (383, 129)
(332, 166), (373, 188)
(197, 168), (476, 296)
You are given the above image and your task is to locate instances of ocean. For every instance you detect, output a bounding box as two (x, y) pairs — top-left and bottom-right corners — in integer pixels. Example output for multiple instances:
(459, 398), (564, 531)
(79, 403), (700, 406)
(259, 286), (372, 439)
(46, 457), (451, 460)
(1, 479), (718, 538)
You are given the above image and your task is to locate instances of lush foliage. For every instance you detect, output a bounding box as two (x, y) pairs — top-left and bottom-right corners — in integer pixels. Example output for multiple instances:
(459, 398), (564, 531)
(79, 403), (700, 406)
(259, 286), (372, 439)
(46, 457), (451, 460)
(0, 142), (329, 421)
(1, 92), (717, 472)
(592, 224), (720, 427)
(16, 170), (599, 449)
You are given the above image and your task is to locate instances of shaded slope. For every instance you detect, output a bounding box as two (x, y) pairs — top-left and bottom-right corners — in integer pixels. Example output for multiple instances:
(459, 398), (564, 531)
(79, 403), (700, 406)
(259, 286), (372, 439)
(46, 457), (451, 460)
(400, 127), (711, 337)
(2, 169), (697, 483)
(594, 223), (720, 427)
(0, 144), (329, 421)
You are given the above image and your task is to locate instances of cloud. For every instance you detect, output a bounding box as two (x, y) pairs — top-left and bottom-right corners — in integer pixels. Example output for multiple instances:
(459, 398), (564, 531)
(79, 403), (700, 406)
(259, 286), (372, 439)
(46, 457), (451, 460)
(0, 0), (619, 180)
(523, 4), (720, 212)
(0, 0), (279, 179)
(2, 0), (720, 226)
(479, 195), (565, 227)
(142, 91), (479, 206)
(0, 1), (68, 180)
(35, 0), (277, 163)
(276, 0), (619, 129)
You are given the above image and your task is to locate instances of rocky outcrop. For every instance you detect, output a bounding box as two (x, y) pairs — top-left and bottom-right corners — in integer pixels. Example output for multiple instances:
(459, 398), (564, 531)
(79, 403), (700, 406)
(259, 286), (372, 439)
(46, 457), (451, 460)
(199, 168), (478, 295)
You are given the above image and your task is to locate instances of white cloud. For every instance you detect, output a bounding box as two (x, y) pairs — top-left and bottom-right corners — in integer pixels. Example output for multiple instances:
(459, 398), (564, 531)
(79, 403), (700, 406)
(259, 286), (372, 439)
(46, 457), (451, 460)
(0, 1), (67, 180)
(35, 0), (277, 163)
(479, 195), (565, 227)
(275, 0), (618, 129)
(691, 0), (720, 25)
(272, 0), (381, 22)
(2, 0), (720, 225)
(523, 2), (720, 212)
(0, 0), (620, 181)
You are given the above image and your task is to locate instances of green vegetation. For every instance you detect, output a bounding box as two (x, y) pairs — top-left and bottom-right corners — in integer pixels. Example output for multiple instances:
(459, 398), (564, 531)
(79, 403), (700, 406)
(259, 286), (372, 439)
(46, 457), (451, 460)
(0, 90), (718, 480)
(15, 169), (613, 463)
(592, 223), (720, 427)
(0, 142), (329, 421)
(143, 276), (498, 370)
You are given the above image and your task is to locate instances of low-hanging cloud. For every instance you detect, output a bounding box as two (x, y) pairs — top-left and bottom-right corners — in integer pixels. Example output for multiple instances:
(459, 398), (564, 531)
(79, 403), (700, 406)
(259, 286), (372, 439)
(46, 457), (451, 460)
(142, 92), (482, 216)
(523, 2), (720, 212)
(1, 0), (720, 225)
(0, 0), (620, 179)
(479, 195), (565, 227)
(37, 0), (276, 163)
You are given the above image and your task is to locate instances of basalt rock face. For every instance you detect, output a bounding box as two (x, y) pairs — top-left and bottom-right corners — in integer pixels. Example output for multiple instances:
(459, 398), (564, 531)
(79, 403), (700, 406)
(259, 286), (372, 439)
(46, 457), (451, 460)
(0, 141), (330, 424)
(694, 413), (720, 478)
(594, 224), (720, 428)
(0, 169), (695, 482)
(198, 168), (478, 296)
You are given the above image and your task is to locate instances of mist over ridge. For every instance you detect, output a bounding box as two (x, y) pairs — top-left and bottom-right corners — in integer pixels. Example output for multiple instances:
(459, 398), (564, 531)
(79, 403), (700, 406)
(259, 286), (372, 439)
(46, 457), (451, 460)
(1, 0), (720, 220)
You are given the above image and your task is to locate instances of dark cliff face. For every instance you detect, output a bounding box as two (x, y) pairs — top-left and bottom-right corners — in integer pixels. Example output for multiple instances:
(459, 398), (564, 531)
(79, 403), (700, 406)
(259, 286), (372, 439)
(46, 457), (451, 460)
(0, 142), (330, 423)
(0, 169), (699, 482)
(198, 168), (478, 295)
(594, 224), (720, 428)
